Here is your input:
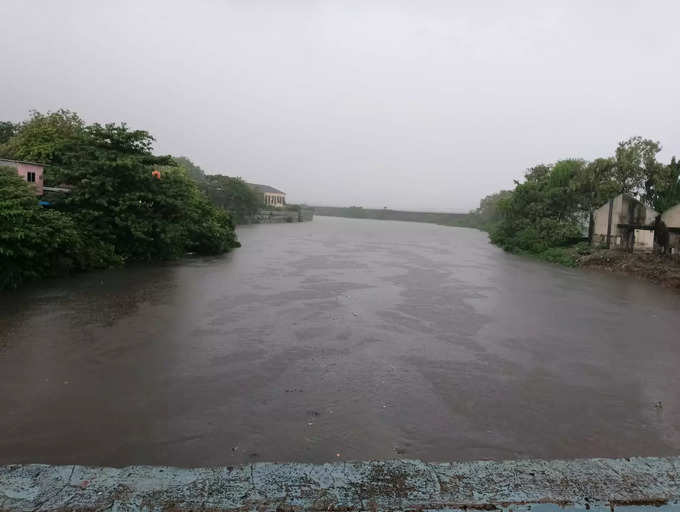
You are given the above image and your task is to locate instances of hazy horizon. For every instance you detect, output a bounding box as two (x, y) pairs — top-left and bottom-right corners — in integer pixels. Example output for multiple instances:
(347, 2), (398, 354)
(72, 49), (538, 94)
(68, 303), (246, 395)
(2, 1), (679, 210)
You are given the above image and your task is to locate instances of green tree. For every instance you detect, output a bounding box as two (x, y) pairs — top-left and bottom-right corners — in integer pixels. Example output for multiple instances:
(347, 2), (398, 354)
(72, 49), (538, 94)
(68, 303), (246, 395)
(185, 187), (240, 254)
(174, 156), (207, 183)
(490, 162), (583, 253)
(646, 157), (680, 212)
(642, 156), (680, 212)
(470, 190), (513, 230)
(481, 136), (675, 263)
(0, 110), (241, 288)
(0, 166), (84, 289)
(0, 110), (86, 184)
(571, 157), (618, 238)
(0, 121), (17, 145)
(52, 122), (238, 260)
(202, 174), (262, 224)
(613, 136), (662, 196)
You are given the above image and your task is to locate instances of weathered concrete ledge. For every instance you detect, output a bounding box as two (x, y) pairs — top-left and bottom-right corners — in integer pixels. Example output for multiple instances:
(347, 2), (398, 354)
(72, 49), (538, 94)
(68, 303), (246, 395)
(2, 457), (680, 511)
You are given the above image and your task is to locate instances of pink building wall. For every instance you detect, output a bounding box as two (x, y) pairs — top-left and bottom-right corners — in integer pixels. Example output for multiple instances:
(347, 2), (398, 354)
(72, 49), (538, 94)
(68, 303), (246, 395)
(0, 159), (44, 195)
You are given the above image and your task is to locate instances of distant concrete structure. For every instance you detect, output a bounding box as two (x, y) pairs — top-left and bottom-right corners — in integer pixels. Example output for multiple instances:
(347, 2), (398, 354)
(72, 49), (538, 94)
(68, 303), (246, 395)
(592, 194), (657, 251)
(661, 203), (680, 255)
(0, 158), (44, 195)
(254, 207), (314, 224)
(249, 183), (286, 208)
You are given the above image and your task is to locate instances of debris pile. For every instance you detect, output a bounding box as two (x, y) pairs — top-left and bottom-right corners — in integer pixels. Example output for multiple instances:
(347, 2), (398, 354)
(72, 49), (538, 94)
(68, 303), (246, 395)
(579, 249), (680, 288)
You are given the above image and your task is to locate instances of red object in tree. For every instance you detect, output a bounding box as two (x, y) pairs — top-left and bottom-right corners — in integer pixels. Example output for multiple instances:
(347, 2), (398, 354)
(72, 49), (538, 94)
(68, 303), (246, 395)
(152, 170), (161, 179)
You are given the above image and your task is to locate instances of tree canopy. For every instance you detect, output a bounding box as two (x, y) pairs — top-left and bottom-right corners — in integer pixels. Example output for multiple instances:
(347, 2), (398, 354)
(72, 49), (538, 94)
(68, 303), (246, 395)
(0, 121), (17, 145)
(0, 110), (240, 289)
(174, 156), (207, 183)
(202, 174), (262, 224)
(477, 136), (677, 263)
(489, 162), (585, 253)
(0, 166), (85, 289)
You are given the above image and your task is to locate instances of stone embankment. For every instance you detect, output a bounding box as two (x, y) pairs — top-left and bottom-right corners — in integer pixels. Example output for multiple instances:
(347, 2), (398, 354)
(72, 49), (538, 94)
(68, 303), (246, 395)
(2, 456), (680, 511)
(253, 208), (314, 224)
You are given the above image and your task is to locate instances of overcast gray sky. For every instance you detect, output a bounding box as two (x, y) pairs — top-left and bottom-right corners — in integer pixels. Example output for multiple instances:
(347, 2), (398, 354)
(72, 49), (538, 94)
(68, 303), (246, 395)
(1, 1), (679, 211)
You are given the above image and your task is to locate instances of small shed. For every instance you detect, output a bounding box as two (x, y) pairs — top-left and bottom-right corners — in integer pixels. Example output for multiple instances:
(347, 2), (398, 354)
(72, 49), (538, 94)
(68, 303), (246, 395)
(0, 158), (45, 195)
(592, 194), (657, 251)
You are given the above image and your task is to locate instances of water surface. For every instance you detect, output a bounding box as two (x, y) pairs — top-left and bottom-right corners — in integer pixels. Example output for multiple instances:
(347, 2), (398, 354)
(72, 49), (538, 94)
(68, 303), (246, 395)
(1, 216), (679, 466)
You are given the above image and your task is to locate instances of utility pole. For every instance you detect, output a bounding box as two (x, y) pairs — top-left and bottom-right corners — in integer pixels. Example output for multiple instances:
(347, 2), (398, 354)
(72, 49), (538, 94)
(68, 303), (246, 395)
(606, 198), (614, 249)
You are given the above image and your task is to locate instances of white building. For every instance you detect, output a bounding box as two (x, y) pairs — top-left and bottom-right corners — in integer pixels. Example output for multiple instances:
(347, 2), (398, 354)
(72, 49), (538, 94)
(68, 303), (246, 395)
(592, 194), (657, 251)
(249, 183), (286, 208)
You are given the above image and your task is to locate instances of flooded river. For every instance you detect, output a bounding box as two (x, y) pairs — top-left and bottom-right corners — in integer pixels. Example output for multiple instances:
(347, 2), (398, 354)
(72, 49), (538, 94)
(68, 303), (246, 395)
(1, 216), (680, 467)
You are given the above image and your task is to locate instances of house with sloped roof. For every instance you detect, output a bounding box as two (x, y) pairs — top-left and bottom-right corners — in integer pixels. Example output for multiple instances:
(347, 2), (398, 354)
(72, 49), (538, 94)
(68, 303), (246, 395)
(0, 158), (45, 195)
(249, 183), (286, 208)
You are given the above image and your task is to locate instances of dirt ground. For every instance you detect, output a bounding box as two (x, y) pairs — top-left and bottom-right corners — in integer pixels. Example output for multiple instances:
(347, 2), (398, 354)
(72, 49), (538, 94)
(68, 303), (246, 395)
(579, 249), (680, 289)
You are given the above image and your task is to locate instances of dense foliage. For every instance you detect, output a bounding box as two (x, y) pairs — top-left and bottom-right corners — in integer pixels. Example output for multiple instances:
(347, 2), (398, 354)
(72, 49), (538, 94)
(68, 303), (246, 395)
(172, 157), (263, 224)
(202, 175), (262, 224)
(174, 156), (207, 184)
(0, 110), (240, 289)
(0, 167), (85, 289)
(0, 122), (17, 144)
(489, 161), (586, 253)
(474, 136), (680, 264)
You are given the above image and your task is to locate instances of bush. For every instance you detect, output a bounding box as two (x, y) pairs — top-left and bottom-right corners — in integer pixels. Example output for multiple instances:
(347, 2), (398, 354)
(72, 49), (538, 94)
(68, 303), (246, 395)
(488, 162), (585, 259)
(0, 167), (86, 289)
(201, 174), (262, 224)
(0, 112), (242, 289)
(535, 247), (580, 267)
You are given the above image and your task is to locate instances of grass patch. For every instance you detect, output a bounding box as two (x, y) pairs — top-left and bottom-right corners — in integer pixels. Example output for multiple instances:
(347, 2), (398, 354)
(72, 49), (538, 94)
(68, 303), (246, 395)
(515, 242), (592, 267)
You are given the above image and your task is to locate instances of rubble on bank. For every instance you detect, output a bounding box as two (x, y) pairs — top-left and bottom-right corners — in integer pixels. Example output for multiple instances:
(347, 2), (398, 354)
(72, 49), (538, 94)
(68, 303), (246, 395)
(579, 249), (680, 289)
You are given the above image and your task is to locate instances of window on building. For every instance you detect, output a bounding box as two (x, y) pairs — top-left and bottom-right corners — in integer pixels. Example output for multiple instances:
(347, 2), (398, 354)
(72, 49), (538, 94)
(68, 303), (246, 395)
(26, 172), (36, 183)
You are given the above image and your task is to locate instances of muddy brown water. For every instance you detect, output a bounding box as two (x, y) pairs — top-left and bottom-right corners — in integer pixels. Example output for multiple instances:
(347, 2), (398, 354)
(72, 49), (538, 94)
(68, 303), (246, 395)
(1, 216), (680, 467)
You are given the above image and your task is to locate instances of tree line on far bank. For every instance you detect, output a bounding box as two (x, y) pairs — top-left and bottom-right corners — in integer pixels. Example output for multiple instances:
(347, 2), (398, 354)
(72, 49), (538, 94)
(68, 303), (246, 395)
(464, 137), (680, 265)
(0, 110), (263, 290)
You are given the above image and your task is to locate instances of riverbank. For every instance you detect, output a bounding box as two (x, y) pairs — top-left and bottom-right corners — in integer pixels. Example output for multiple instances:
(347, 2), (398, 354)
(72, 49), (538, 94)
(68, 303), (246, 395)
(495, 242), (680, 290)
(579, 249), (680, 289)
(312, 205), (474, 227)
(3, 456), (680, 511)
(313, 211), (680, 290)
(251, 207), (314, 224)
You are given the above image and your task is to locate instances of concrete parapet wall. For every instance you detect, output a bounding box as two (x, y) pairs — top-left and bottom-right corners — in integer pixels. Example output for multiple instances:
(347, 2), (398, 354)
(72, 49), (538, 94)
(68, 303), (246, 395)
(2, 457), (680, 511)
(254, 208), (314, 224)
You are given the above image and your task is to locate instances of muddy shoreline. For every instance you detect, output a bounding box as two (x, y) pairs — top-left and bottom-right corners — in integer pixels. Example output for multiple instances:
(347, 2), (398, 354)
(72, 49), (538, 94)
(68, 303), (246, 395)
(579, 250), (680, 290)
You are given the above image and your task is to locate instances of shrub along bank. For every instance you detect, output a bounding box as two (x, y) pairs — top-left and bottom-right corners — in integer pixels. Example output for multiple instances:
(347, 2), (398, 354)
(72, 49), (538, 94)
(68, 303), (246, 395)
(0, 110), (240, 290)
(466, 137), (680, 267)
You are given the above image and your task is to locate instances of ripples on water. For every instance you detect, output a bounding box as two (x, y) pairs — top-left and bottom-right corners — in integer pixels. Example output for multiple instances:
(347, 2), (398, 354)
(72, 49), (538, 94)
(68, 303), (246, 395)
(1, 216), (679, 466)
